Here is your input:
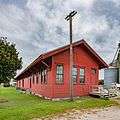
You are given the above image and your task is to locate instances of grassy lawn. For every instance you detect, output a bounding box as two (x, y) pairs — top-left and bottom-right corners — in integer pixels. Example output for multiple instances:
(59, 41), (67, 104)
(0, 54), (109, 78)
(0, 87), (118, 120)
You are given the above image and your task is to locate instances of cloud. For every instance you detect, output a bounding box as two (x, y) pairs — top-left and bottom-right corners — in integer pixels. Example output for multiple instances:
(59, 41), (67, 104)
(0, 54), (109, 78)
(0, 0), (119, 78)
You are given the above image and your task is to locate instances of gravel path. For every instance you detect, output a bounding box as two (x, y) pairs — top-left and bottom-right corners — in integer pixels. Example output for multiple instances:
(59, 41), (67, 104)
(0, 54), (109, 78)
(34, 106), (120, 120)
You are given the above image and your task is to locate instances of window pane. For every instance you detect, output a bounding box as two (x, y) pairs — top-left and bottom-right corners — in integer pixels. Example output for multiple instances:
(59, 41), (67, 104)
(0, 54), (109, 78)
(80, 75), (84, 77)
(39, 72), (41, 81)
(36, 75), (39, 84)
(72, 67), (77, 83)
(19, 81), (21, 87)
(72, 67), (77, 75)
(41, 70), (44, 83)
(44, 69), (47, 84)
(92, 68), (96, 74)
(56, 66), (59, 74)
(56, 75), (63, 83)
(59, 66), (63, 74)
(33, 75), (34, 84)
(42, 70), (44, 76)
(57, 65), (63, 74)
(56, 75), (59, 79)
(72, 75), (77, 83)
(80, 68), (85, 75)
(80, 78), (85, 83)
(60, 74), (63, 81)
(22, 79), (24, 87)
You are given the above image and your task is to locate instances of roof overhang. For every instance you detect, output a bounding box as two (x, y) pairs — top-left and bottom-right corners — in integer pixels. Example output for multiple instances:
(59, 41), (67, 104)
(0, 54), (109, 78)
(15, 39), (108, 80)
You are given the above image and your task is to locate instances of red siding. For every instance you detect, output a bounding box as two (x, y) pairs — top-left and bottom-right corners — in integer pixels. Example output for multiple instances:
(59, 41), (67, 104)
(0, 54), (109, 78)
(17, 44), (100, 99)
(51, 45), (99, 98)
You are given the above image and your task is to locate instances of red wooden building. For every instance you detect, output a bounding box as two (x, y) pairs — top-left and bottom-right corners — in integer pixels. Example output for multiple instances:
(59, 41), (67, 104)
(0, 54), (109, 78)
(16, 39), (108, 99)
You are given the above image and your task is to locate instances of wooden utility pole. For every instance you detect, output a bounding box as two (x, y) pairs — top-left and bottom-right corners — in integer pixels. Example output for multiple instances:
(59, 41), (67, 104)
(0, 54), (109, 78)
(65, 11), (77, 101)
(117, 43), (120, 83)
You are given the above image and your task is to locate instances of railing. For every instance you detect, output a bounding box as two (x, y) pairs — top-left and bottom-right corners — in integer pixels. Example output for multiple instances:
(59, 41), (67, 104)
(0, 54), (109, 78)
(90, 84), (120, 98)
(90, 85), (109, 98)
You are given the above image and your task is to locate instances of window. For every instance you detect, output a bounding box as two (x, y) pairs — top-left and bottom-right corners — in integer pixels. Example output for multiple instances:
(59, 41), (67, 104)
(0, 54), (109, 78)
(56, 64), (64, 84)
(41, 69), (44, 84)
(91, 68), (96, 74)
(30, 77), (31, 88)
(72, 67), (77, 84)
(36, 74), (39, 84)
(80, 68), (85, 83)
(39, 71), (41, 83)
(19, 81), (21, 87)
(20, 81), (21, 87)
(22, 79), (24, 87)
(44, 69), (47, 84)
(41, 68), (47, 84)
(33, 75), (34, 84)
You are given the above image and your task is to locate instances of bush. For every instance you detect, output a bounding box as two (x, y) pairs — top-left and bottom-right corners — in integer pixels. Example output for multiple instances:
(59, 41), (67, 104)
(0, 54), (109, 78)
(4, 83), (10, 87)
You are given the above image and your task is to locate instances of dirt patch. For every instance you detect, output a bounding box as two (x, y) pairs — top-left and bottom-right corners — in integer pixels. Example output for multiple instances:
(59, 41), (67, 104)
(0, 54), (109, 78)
(34, 106), (120, 120)
(0, 98), (8, 103)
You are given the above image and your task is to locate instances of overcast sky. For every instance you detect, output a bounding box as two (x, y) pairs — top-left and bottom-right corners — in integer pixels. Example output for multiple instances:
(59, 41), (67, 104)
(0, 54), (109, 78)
(0, 0), (120, 78)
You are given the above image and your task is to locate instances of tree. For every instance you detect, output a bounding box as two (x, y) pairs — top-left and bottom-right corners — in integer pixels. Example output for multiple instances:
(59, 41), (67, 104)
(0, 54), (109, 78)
(0, 37), (22, 83)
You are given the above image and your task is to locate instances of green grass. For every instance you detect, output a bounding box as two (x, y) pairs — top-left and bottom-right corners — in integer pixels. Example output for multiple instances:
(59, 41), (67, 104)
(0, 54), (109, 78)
(0, 87), (117, 120)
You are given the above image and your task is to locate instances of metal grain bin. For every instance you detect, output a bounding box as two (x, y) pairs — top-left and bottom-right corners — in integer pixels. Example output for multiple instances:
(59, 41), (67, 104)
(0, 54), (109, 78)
(104, 67), (118, 86)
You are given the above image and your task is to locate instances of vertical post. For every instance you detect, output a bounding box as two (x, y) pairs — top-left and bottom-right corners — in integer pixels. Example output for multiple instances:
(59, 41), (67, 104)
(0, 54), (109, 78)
(116, 43), (120, 83)
(69, 17), (73, 101)
(118, 43), (120, 83)
(70, 17), (72, 44)
(65, 11), (77, 101)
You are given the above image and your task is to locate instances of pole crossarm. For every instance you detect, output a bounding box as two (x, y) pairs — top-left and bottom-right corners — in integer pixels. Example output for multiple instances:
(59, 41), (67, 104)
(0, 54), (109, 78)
(65, 11), (77, 21)
(119, 43), (120, 48)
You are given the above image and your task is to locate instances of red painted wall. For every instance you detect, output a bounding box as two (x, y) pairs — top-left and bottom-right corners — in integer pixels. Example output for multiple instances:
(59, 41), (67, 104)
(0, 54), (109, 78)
(52, 45), (99, 98)
(17, 44), (99, 99)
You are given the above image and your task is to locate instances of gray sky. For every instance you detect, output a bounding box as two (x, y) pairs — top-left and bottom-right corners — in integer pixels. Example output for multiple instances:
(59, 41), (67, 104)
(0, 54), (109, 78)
(0, 0), (120, 78)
